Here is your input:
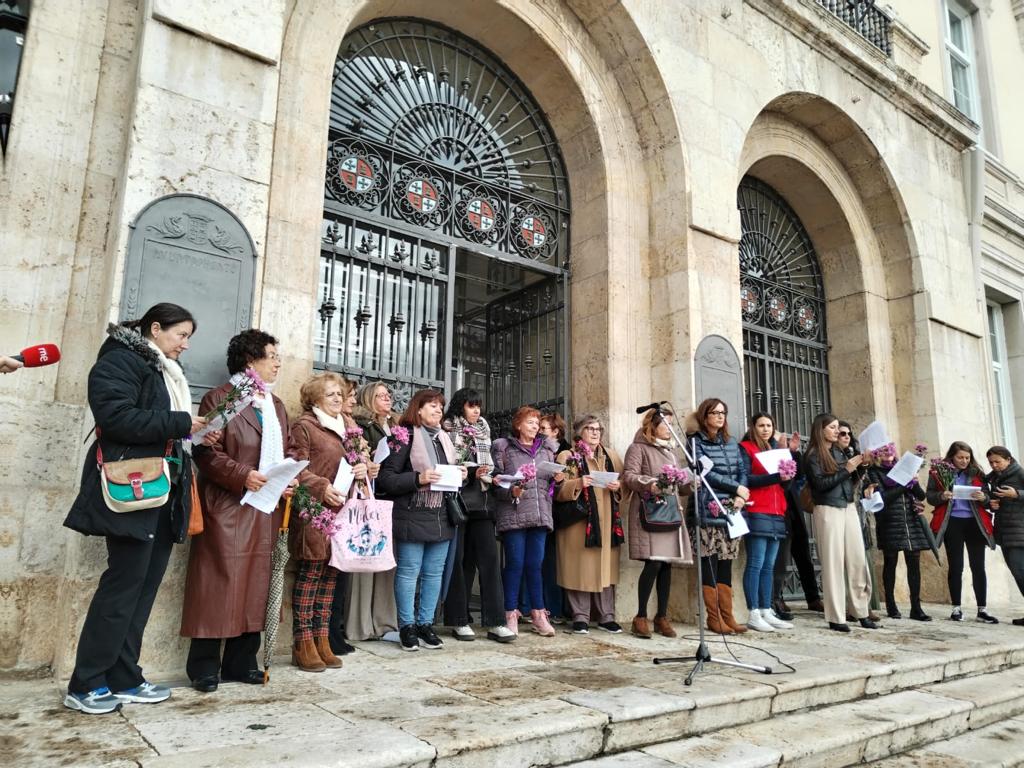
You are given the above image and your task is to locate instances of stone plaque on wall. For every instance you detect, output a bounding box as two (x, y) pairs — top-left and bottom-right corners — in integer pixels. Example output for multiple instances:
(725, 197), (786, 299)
(694, 335), (745, 423)
(122, 194), (256, 402)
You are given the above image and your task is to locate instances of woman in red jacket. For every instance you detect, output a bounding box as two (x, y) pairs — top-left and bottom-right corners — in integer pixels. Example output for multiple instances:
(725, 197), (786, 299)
(739, 412), (799, 632)
(926, 441), (997, 623)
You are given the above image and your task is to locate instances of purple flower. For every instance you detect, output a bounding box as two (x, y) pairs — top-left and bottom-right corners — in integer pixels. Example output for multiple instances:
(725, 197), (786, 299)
(914, 443), (928, 457)
(346, 426), (365, 437)
(391, 426), (410, 445)
(779, 458), (798, 480)
(519, 463), (538, 483)
(575, 440), (594, 459)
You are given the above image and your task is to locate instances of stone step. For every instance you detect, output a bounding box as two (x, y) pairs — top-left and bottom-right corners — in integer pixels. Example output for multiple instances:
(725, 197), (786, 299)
(565, 665), (1024, 768)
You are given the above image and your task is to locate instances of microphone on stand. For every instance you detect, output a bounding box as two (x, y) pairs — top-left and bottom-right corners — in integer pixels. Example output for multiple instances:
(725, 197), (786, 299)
(10, 344), (61, 367)
(635, 401), (666, 414)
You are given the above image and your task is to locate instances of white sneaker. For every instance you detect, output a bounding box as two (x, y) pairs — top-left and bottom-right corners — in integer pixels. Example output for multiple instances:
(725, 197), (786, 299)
(763, 609), (793, 629)
(486, 625), (516, 643)
(452, 625), (476, 641)
(746, 608), (776, 632)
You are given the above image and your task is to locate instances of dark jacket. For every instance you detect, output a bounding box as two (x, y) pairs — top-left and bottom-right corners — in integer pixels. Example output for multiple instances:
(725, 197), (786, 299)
(865, 466), (928, 552)
(376, 429), (457, 543)
(986, 461), (1024, 548)
(925, 469), (993, 549)
(806, 446), (855, 508)
(690, 430), (747, 524)
(64, 324), (193, 543)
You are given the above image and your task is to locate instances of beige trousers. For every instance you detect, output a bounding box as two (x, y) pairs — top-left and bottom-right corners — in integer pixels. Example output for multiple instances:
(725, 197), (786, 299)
(812, 503), (871, 625)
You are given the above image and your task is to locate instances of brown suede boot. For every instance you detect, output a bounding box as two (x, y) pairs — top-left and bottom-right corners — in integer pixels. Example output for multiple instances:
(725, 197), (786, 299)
(292, 638), (326, 672)
(653, 616), (677, 638)
(631, 616), (652, 638)
(717, 584), (748, 633)
(703, 585), (733, 634)
(315, 636), (343, 669)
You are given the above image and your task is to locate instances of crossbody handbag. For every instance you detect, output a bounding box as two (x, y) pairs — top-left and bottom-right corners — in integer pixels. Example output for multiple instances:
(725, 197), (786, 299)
(96, 430), (173, 513)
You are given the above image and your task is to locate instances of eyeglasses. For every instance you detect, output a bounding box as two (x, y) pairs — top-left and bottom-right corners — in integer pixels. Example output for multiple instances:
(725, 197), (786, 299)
(838, 431), (851, 437)
(708, 410), (727, 417)
(375, 392), (392, 400)
(582, 425), (604, 433)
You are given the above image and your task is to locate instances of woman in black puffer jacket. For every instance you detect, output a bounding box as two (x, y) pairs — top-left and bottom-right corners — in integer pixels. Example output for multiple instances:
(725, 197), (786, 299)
(985, 446), (1024, 626)
(688, 398), (750, 635)
(63, 303), (213, 714)
(863, 444), (929, 621)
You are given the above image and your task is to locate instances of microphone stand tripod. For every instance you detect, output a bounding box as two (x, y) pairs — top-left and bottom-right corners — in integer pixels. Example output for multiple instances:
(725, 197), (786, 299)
(651, 414), (772, 685)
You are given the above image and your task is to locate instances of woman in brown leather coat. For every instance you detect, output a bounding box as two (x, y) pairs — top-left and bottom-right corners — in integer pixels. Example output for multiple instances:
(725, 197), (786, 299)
(180, 329), (291, 692)
(287, 373), (368, 671)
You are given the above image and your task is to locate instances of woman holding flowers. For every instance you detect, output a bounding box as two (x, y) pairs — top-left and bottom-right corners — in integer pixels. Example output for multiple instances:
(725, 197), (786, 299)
(926, 442), (996, 623)
(984, 446), (1024, 626)
(688, 398), (750, 635)
(181, 329), (293, 691)
(441, 388), (514, 643)
(377, 389), (466, 651)
(623, 405), (693, 638)
(863, 442), (930, 621)
(739, 412), (797, 632)
(344, 380), (398, 643)
(286, 373), (370, 671)
(554, 415), (625, 634)
(805, 413), (877, 632)
(492, 406), (561, 637)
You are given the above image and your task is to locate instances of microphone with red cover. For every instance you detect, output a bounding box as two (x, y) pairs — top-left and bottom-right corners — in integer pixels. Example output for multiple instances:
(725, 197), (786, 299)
(11, 344), (61, 367)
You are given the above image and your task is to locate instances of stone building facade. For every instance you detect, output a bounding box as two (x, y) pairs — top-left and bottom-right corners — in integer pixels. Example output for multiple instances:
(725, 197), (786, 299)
(2, 0), (1023, 677)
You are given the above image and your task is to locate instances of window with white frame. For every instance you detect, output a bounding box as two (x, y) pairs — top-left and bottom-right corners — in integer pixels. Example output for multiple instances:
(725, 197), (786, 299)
(987, 302), (1015, 451)
(944, 0), (978, 119)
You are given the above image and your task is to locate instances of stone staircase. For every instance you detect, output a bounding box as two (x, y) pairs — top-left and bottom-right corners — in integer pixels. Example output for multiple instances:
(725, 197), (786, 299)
(12, 606), (1024, 767)
(561, 622), (1024, 768)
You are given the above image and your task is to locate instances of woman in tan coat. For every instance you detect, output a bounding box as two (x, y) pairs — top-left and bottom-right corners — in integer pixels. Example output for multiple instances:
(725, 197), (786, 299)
(554, 414), (624, 634)
(287, 373), (369, 672)
(622, 406), (693, 638)
(181, 329), (291, 693)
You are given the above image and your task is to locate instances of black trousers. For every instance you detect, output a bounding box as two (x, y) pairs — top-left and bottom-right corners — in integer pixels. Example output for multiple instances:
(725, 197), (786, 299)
(328, 570), (350, 649)
(943, 516), (988, 606)
(186, 632), (262, 681)
(68, 504), (174, 694)
(773, 506), (820, 604)
(444, 517), (505, 628)
(882, 550), (922, 609)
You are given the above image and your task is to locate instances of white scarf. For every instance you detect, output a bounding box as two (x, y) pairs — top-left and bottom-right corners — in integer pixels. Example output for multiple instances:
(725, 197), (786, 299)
(312, 406), (349, 441)
(230, 371), (283, 472)
(146, 339), (192, 413)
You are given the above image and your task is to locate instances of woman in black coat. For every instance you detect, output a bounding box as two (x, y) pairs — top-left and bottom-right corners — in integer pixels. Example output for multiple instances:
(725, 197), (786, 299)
(63, 303), (215, 715)
(377, 389), (466, 651)
(863, 444), (930, 621)
(985, 446), (1024, 626)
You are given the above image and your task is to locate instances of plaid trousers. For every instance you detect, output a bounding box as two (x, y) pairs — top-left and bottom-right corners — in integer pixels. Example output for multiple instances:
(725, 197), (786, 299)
(292, 559), (338, 642)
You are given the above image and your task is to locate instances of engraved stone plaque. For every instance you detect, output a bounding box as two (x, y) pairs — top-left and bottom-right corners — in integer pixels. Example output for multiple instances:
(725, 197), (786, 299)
(122, 194), (256, 402)
(694, 335), (745, 423)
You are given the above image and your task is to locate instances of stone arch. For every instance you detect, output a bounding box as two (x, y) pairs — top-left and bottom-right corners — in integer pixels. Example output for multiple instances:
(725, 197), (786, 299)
(263, 0), (689, 444)
(738, 93), (922, 440)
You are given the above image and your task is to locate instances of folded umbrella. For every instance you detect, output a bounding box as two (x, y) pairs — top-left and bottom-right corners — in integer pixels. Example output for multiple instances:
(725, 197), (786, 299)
(263, 496), (292, 684)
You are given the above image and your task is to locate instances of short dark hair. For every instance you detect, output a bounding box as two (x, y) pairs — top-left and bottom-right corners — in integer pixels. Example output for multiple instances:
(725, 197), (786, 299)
(124, 303), (196, 338)
(986, 445), (1015, 462)
(445, 387), (483, 422)
(401, 389), (446, 427)
(226, 329), (278, 374)
(540, 411), (567, 441)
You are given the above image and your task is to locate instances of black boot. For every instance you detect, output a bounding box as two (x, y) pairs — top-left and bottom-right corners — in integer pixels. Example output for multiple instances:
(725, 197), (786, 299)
(909, 601), (932, 621)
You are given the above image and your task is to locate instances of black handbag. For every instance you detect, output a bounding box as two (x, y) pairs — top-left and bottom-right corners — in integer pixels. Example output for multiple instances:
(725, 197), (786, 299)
(445, 493), (468, 526)
(640, 493), (682, 532)
(553, 497), (589, 529)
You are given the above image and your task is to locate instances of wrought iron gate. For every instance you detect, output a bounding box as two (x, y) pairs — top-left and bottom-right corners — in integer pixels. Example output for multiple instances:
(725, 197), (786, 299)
(738, 176), (830, 600)
(316, 18), (570, 413)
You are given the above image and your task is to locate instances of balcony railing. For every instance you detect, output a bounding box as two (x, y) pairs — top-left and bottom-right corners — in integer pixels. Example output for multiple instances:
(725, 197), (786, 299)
(815, 0), (893, 56)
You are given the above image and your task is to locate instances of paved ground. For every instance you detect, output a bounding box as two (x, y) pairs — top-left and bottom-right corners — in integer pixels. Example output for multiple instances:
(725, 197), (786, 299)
(5, 603), (1024, 767)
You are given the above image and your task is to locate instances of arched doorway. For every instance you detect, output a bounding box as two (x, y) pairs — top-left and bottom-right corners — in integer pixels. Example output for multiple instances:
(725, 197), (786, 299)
(314, 18), (570, 429)
(738, 176), (830, 438)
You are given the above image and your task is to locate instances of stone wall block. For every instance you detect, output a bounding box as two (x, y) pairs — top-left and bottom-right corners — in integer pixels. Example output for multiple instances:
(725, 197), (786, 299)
(151, 0), (286, 64)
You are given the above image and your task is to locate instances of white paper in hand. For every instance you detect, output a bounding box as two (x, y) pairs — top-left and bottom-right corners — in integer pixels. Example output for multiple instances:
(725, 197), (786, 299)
(494, 471), (524, 489)
(372, 436), (390, 465)
(589, 471), (619, 488)
(726, 511), (749, 539)
(858, 421), (890, 452)
(333, 459), (355, 496)
(861, 491), (884, 513)
(952, 485), (980, 500)
(536, 461), (566, 477)
(241, 458), (309, 514)
(756, 448), (792, 475)
(431, 464), (463, 492)
(886, 452), (923, 487)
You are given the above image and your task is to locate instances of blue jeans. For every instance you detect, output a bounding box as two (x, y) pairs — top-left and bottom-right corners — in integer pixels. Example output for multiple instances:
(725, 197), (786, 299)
(743, 535), (781, 610)
(503, 527), (547, 611)
(394, 539), (451, 627)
